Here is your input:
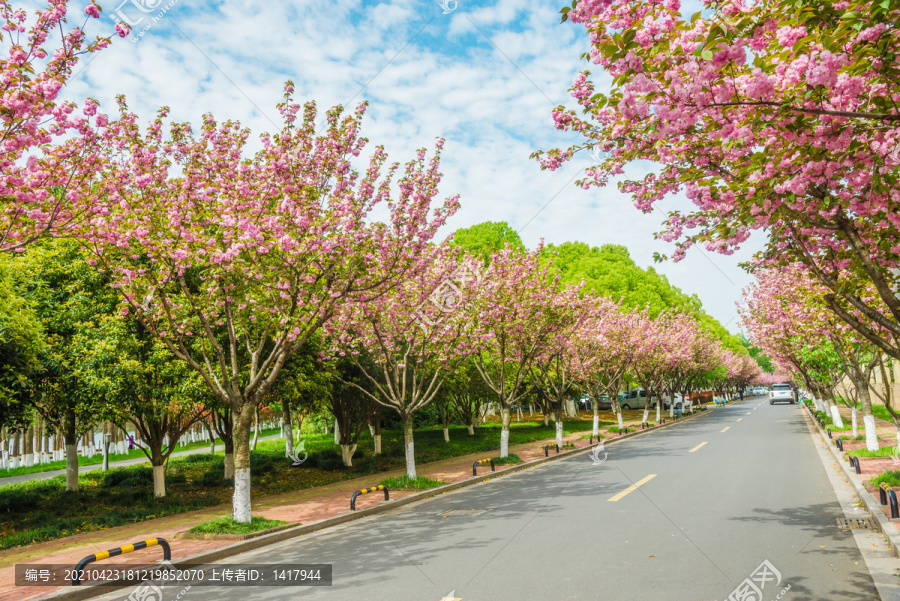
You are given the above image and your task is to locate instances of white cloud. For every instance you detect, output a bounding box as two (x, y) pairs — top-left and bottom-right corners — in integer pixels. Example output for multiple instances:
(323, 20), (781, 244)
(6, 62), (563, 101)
(56, 0), (759, 331)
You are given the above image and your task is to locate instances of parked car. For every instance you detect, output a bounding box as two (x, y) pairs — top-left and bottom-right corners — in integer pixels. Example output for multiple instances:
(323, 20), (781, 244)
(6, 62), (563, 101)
(752, 387), (768, 396)
(595, 394), (612, 410)
(620, 388), (659, 411)
(770, 383), (794, 405)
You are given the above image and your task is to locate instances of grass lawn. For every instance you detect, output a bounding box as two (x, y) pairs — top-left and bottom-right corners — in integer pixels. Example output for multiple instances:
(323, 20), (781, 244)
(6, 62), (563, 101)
(846, 446), (897, 459)
(0, 427), (281, 479)
(187, 516), (287, 535)
(0, 415), (605, 550)
(872, 470), (900, 488)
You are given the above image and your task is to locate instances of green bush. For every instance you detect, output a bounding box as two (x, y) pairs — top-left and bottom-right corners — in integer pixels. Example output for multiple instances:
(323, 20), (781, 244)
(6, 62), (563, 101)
(198, 471), (225, 488)
(872, 470), (900, 488)
(100, 466), (153, 489)
(183, 453), (215, 464)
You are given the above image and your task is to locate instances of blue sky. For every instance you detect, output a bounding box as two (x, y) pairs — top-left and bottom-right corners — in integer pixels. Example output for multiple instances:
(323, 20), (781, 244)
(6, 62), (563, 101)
(52, 0), (761, 332)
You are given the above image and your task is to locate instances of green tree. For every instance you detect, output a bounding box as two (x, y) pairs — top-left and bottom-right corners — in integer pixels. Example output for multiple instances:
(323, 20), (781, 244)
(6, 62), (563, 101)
(14, 240), (118, 491)
(450, 221), (524, 262)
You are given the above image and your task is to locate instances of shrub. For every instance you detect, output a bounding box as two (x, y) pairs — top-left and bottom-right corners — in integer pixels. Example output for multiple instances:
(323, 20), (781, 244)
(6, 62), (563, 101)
(100, 466), (153, 489)
(183, 453), (215, 464)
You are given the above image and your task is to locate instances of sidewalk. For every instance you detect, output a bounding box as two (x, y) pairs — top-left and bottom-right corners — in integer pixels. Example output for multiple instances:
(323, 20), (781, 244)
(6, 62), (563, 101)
(0, 410), (711, 601)
(0, 434), (281, 487)
(820, 403), (900, 528)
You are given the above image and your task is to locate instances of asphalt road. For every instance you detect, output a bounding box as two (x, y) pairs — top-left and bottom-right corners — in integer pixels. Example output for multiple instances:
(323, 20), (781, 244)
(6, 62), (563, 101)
(93, 398), (880, 601)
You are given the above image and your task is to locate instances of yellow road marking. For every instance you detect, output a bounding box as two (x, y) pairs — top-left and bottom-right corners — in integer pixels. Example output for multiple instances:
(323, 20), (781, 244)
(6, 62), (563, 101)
(746, 412), (751, 415)
(737, 418), (743, 422)
(689, 442), (707, 453)
(608, 474), (657, 502)
(720, 427), (730, 432)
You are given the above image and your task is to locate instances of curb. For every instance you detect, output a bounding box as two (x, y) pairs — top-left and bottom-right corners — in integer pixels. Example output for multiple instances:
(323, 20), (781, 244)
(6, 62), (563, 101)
(35, 407), (714, 600)
(801, 402), (900, 557)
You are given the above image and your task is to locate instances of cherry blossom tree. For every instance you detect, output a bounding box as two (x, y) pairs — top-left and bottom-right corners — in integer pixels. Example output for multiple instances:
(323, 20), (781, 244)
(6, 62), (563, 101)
(77, 86), (458, 521)
(323, 247), (475, 479)
(0, 1), (127, 252)
(530, 286), (587, 448)
(539, 0), (900, 362)
(468, 246), (570, 458)
(570, 296), (637, 434)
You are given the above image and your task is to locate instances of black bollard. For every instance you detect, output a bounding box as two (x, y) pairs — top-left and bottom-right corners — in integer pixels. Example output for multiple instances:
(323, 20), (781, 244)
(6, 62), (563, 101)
(890, 490), (900, 519)
(827, 428), (832, 439)
(836, 438), (843, 451)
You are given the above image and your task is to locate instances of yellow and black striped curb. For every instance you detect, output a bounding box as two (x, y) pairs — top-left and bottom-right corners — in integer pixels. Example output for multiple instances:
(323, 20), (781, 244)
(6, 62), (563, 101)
(350, 485), (388, 510)
(72, 538), (171, 585)
(472, 458), (495, 476)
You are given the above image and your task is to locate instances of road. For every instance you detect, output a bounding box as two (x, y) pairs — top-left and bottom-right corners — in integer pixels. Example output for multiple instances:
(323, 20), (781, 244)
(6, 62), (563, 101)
(92, 399), (882, 601)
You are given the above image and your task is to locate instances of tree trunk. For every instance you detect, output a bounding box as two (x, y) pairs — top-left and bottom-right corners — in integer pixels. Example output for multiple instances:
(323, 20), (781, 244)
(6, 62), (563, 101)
(64, 409), (78, 492)
(206, 422), (216, 456)
(374, 434), (382, 454)
(251, 406), (260, 451)
(152, 464), (166, 498)
(232, 404), (255, 523)
(102, 423), (109, 472)
(855, 379), (879, 452)
(466, 424), (474, 436)
(24, 425), (33, 466)
(334, 417), (340, 445)
(500, 405), (511, 458)
(851, 408), (859, 438)
(542, 414), (549, 427)
(340, 443), (357, 467)
(616, 411), (625, 431)
(592, 399), (600, 437)
(641, 407), (650, 424)
(402, 412), (416, 479)
(555, 418), (563, 448)
(443, 427), (450, 442)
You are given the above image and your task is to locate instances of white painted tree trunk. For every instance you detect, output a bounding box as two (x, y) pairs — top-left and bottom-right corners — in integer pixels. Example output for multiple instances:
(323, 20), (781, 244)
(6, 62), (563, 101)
(334, 419), (340, 445)
(543, 415), (549, 427)
(851, 408), (859, 438)
(340, 444), (357, 467)
(655, 402), (661, 423)
(224, 453), (234, 479)
(556, 420), (563, 448)
(24, 452), (33, 467)
(368, 424), (375, 436)
(863, 414), (879, 452)
(374, 434), (382, 454)
(233, 468), (251, 523)
(102, 438), (109, 471)
(830, 404), (844, 429)
(65, 444), (79, 492)
(641, 409), (649, 424)
(466, 425), (474, 436)
(443, 428), (449, 442)
(153, 465), (166, 497)
(402, 414), (416, 479)
(500, 407), (511, 458)
(895, 427), (900, 450)
(592, 414), (599, 437)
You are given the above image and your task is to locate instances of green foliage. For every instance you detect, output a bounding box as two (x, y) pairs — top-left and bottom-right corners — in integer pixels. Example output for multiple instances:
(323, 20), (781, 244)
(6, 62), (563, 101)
(541, 241), (701, 318)
(847, 446), (896, 458)
(378, 475), (445, 489)
(187, 516), (287, 535)
(492, 453), (522, 465)
(450, 221), (524, 262)
(871, 471), (900, 488)
(0, 260), (44, 428)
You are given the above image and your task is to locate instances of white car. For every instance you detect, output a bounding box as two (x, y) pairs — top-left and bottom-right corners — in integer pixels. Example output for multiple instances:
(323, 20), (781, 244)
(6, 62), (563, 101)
(770, 383), (794, 405)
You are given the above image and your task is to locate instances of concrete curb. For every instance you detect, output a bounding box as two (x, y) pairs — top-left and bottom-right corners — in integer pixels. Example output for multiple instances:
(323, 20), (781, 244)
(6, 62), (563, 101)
(801, 402), (900, 558)
(35, 407), (715, 601)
